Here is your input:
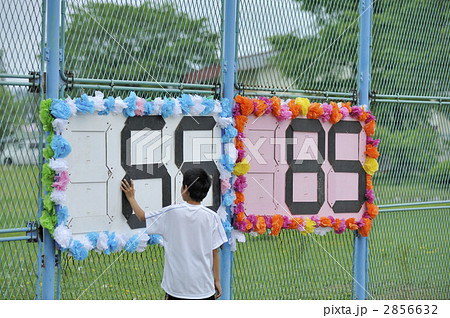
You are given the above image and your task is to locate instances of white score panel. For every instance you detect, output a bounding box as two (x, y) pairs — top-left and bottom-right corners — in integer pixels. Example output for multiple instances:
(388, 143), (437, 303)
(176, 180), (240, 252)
(63, 114), (221, 238)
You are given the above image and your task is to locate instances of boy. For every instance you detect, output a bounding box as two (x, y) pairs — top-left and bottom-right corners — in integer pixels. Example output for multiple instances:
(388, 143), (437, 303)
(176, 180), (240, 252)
(121, 168), (227, 300)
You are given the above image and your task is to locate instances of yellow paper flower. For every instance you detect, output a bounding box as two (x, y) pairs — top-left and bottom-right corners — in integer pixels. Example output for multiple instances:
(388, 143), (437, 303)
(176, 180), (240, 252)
(363, 157), (379, 175)
(300, 218), (316, 236)
(233, 158), (250, 176)
(295, 97), (310, 116)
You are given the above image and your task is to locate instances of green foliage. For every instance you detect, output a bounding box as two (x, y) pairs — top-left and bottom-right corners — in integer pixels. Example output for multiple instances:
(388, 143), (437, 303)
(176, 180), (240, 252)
(267, 0), (450, 96)
(376, 125), (441, 181)
(428, 161), (450, 186)
(267, 1), (359, 92)
(64, 2), (220, 82)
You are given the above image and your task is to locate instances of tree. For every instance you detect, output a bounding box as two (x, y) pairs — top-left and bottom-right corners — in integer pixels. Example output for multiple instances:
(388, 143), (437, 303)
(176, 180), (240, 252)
(267, 0), (450, 104)
(64, 2), (220, 83)
(267, 0), (359, 93)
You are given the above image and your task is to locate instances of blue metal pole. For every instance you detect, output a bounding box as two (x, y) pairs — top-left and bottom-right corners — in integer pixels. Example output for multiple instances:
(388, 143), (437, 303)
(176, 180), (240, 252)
(42, 0), (60, 300)
(353, 0), (372, 300)
(220, 0), (237, 301)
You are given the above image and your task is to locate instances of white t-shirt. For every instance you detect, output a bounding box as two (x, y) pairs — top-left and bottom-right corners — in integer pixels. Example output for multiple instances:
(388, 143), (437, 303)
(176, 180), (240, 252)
(145, 202), (228, 299)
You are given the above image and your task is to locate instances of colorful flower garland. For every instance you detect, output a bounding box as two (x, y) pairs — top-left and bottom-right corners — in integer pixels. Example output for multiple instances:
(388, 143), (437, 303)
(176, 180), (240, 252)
(39, 92), (234, 260)
(39, 91), (380, 259)
(231, 95), (380, 238)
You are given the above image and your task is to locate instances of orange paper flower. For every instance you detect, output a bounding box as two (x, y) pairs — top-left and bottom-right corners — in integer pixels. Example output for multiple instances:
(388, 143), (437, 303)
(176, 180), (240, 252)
(366, 203), (379, 220)
(236, 212), (245, 223)
(234, 191), (245, 204)
(366, 174), (374, 190)
(270, 96), (282, 117)
(345, 218), (358, 231)
(342, 102), (352, 113)
(254, 99), (268, 117)
(235, 138), (244, 150)
(365, 144), (379, 159)
(358, 218), (372, 237)
(290, 217), (304, 230)
(359, 110), (369, 122)
(334, 219), (342, 232)
(254, 216), (267, 235)
(307, 103), (323, 119)
(234, 115), (248, 132)
(320, 217), (333, 227)
(270, 214), (284, 236)
(288, 99), (301, 119)
(244, 219), (253, 231)
(329, 102), (343, 124)
(237, 95), (254, 116)
(364, 120), (376, 136)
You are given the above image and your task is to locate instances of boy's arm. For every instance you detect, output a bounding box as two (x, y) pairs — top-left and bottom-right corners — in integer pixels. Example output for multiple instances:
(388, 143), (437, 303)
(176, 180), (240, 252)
(121, 179), (146, 222)
(213, 248), (221, 299)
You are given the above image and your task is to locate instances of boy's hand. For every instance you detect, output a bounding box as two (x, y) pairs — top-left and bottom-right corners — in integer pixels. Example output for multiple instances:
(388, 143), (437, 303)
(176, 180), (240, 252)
(121, 179), (136, 201)
(214, 280), (222, 299)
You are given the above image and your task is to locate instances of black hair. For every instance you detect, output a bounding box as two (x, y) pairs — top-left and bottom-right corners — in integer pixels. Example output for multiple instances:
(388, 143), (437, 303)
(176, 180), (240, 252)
(182, 168), (211, 202)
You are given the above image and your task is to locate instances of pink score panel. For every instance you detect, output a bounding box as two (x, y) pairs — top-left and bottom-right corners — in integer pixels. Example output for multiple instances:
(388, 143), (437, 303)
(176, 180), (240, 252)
(242, 114), (367, 220)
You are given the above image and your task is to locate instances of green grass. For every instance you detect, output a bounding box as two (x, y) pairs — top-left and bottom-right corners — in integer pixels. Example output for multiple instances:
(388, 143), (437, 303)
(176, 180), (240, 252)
(0, 164), (40, 299)
(1, 166), (449, 299)
(0, 165), (40, 233)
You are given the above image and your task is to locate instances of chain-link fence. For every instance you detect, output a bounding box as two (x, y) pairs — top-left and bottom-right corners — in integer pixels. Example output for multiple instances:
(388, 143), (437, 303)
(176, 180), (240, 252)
(1, 0), (449, 300)
(0, 0), (44, 300)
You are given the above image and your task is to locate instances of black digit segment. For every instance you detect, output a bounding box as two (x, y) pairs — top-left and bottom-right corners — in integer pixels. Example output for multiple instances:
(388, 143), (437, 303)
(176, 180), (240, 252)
(121, 116), (171, 229)
(175, 116), (221, 211)
(328, 120), (366, 213)
(286, 118), (325, 215)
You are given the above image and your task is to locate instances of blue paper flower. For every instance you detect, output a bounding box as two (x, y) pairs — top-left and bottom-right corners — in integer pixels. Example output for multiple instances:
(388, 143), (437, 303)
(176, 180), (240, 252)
(222, 189), (234, 207)
(219, 154), (235, 172)
(70, 240), (88, 260)
(220, 98), (231, 118)
(75, 94), (95, 114)
(124, 234), (139, 253)
(179, 94), (194, 115)
(56, 206), (69, 226)
(148, 234), (162, 246)
(221, 125), (238, 143)
(200, 97), (215, 115)
(50, 135), (72, 158)
(221, 219), (232, 239)
(98, 96), (115, 115)
(104, 232), (118, 255)
(87, 232), (99, 247)
(144, 100), (154, 115)
(123, 92), (137, 117)
(50, 99), (71, 119)
(161, 97), (175, 118)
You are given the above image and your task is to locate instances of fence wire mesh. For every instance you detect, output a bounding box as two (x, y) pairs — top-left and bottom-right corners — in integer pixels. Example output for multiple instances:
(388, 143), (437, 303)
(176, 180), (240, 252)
(236, 0), (359, 95)
(0, 0), (449, 300)
(368, 0), (450, 299)
(63, 0), (223, 85)
(0, 0), (43, 300)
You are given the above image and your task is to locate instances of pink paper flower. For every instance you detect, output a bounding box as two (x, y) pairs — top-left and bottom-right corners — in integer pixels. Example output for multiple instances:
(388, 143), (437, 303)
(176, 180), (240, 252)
(278, 103), (293, 120)
(365, 189), (375, 204)
(221, 179), (231, 195)
(134, 97), (145, 116)
(52, 171), (70, 191)
(350, 106), (362, 118)
(320, 103), (332, 122)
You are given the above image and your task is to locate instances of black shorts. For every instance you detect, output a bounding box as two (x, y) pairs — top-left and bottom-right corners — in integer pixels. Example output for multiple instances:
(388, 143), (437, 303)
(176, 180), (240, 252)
(165, 293), (216, 300)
